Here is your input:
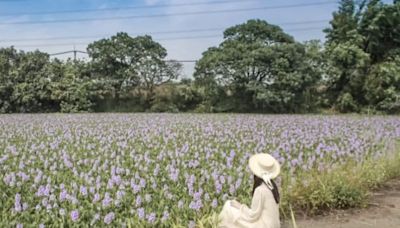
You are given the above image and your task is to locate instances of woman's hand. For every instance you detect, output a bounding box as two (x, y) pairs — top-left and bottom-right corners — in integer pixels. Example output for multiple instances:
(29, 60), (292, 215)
(230, 200), (242, 209)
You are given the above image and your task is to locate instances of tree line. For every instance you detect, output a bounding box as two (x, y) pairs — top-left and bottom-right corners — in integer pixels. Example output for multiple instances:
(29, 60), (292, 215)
(0, 0), (399, 114)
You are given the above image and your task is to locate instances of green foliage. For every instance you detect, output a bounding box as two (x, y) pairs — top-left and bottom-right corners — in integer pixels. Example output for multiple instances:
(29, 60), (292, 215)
(194, 19), (321, 113)
(50, 60), (95, 113)
(87, 33), (181, 108)
(0, 48), (57, 113)
(364, 57), (400, 113)
(324, 0), (400, 113)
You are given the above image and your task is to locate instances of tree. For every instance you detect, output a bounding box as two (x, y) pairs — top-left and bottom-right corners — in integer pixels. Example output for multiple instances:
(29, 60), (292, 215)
(363, 56), (400, 113)
(359, 1), (400, 63)
(0, 47), (18, 113)
(7, 49), (54, 113)
(324, 42), (370, 112)
(49, 59), (98, 113)
(87, 33), (180, 108)
(324, 0), (400, 113)
(194, 19), (321, 113)
(324, 0), (367, 46)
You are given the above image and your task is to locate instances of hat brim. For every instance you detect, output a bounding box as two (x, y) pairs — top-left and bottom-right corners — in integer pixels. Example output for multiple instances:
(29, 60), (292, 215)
(249, 153), (280, 179)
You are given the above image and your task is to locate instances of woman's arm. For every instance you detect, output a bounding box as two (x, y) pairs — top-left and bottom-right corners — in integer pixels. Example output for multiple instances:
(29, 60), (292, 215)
(231, 200), (242, 209)
(235, 187), (265, 223)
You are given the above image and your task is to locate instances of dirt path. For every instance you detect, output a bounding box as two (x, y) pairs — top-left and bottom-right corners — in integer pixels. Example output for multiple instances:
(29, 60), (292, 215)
(283, 178), (400, 228)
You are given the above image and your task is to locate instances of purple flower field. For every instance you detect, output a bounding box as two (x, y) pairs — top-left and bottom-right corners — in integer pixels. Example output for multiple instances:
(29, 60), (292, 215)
(1, 114), (399, 227)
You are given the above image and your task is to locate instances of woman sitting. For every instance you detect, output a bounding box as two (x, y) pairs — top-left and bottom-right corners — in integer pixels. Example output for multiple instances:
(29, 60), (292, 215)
(219, 153), (281, 228)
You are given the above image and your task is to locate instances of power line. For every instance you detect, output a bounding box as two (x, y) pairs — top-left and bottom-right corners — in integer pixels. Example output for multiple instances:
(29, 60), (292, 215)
(50, 50), (87, 56)
(49, 50), (198, 63)
(0, 0), (260, 17)
(0, 28), (225, 43)
(2, 27), (326, 49)
(0, 20), (329, 43)
(7, 35), (224, 48)
(3, 27), (326, 48)
(0, 1), (338, 25)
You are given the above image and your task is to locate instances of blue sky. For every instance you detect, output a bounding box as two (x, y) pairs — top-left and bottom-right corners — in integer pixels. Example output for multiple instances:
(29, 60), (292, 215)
(0, 0), (393, 77)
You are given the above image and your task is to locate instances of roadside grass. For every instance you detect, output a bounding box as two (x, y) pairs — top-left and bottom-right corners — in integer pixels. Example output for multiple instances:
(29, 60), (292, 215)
(285, 141), (400, 216)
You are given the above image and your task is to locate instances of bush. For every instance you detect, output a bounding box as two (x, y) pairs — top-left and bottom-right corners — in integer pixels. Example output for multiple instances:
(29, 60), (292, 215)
(150, 102), (179, 113)
(285, 144), (400, 215)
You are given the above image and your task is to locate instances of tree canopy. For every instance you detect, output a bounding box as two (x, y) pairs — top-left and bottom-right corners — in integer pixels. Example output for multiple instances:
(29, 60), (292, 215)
(194, 19), (321, 113)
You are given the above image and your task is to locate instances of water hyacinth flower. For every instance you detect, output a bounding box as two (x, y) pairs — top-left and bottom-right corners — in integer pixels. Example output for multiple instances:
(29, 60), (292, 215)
(79, 186), (88, 196)
(137, 208), (145, 220)
(161, 210), (170, 222)
(146, 212), (156, 224)
(135, 195), (142, 207)
(102, 193), (112, 207)
(104, 212), (115, 225)
(70, 210), (79, 222)
(93, 193), (101, 203)
(14, 193), (22, 212)
(211, 199), (218, 208)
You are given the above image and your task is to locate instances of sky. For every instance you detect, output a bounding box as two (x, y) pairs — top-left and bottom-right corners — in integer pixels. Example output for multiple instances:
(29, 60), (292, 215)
(0, 0), (393, 77)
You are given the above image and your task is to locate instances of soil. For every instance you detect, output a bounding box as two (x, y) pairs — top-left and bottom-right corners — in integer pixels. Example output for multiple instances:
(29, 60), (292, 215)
(283, 178), (400, 228)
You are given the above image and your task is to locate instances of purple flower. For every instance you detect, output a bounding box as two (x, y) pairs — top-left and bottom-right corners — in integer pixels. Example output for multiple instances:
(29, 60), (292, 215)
(131, 184), (140, 194)
(139, 179), (146, 188)
(102, 193), (112, 207)
(189, 200), (203, 211)
(135, 195), (142, 207)
(104, 212), (115, 225)
(93, 193), (100, 203)
(215, 182), (222, 194)
(70, 210), (79, 222)
(14, 193), (22, 212)
(80, 186), (88, 196)
(211, 198), (218, 208)
(229, 185), (235, 194)
(146, 212), (156, 224)
(59, 190), (68, 202)
(116, 190), (125, 200)
(161, 210), (169, 222)
(137, 208), (145, 219)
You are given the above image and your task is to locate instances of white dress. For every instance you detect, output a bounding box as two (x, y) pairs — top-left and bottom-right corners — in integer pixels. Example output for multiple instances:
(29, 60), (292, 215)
(219, 183), (280, 228)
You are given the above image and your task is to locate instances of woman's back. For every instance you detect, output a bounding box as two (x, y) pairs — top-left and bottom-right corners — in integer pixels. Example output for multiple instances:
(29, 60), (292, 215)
(219, 183), (280, 228)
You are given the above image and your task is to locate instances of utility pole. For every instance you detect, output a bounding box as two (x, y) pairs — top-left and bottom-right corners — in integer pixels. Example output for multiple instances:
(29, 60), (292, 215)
(73, 45), (77, 61)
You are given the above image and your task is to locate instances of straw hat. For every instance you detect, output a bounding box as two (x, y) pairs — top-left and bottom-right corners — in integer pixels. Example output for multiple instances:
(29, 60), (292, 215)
(249, 153), (280, 180)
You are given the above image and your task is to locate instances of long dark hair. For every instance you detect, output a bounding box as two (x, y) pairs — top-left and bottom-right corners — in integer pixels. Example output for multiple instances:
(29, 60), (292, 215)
(252, 175), (280, 204)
